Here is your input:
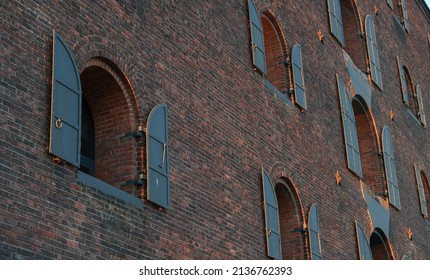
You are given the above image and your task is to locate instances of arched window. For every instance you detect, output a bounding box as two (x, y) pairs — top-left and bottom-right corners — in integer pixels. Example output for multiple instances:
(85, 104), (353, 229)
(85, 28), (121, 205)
(396, 58), (422, 121)
(414, 165), (430, 218)
(327, 0), (367, 72)
(370, 228), (393, 260)
(262, 169), (307, 260)
(49, 32), (169, 209)
(391, 0), (410, 32)
(80, 59), (137, 190)
(261, 13), (288, 93)
(352, 97), (385, 196)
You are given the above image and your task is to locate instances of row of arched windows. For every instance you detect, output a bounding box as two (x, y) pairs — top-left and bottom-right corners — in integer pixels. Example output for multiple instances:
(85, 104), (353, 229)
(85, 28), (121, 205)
(249, 0), (429, 260)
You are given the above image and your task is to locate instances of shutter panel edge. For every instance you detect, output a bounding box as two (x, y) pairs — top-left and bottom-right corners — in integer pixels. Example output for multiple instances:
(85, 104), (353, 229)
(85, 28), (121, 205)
(147, 104), (170, 209)
(308, 204), (322, 260)
(292, 44), (307, 110)
(49, 31), (82, 167)
(262, 168), (282, 260)
(416, 85), (426, 127)
(414, 164), (428, 217)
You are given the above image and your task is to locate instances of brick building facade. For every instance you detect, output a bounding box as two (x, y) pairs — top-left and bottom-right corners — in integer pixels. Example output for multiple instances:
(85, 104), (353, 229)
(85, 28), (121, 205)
(1, 0), (430, 259)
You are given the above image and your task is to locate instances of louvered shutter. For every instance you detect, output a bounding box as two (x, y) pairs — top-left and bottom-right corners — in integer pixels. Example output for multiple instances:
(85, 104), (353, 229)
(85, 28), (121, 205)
(49, 31), (82, 167)
(308, 204), (322, 260)
(327, 0), (344, 45)
(416, 85), (426, 127)
(382, 126), (401, 210)
(147, 104), (170, 208)
(248, 0), (266, 74)
(292, 44), (307, 110)
(401, 0), (410, 33)
(262, 168), (281, 260)
(355, 221), (373, 260)
(337, 75), (362, 178)
(414, 164), (428, 217)
(397, 57), (408, 105)
(365, 16), (383, 89)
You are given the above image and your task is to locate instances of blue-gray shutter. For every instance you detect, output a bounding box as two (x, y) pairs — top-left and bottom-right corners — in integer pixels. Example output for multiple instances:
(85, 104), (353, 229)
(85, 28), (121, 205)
(292, 44), (307, 110)
(308, 204), (322, 260)
(49, 31), (82, 167)
(355, 221), (373, 260)
(416, 85), (426, 127)
(401, 0), (410, 33)
(147, 104), (169, 209)
(396, 57), (408, 105)
(382, 126), (401, 210)
(414, 164), (428, 217)
(337, 74), (362, 178)
(365, 16), (383, 90)
(387, 0), (393, 9)
(327, 0), (344, 45)
(262, 168), (281, 260)
(248, 0), (266, 74)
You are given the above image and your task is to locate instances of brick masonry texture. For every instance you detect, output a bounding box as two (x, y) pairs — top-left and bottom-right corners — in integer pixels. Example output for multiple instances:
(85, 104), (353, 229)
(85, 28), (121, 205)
(1, 0), (430, 259)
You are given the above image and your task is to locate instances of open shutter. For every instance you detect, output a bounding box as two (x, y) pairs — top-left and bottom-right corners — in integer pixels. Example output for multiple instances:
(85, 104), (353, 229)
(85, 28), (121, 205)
(382, 126), (401, 210)
(365, 16), (383, 90)
(327, 0), (344, 45)
(414, 164), (428, 217)
(396, 57), (408, 105)
(49, 31), (82, 167)
(248, 0), (266, 74)
(147, 104), (169, 209)
(401, 0), (410, 33)
(292, 44), (307, 110)
(355, 221), (373, 260)
(337, 75), (362, 178)
(308, 204), (322, 260)
(262, 168), (281, 260)
(416, 85), (426, 127)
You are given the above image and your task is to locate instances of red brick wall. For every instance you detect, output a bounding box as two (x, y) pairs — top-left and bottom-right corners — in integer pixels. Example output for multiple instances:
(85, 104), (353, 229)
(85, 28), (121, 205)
(1, 0), (430, 260)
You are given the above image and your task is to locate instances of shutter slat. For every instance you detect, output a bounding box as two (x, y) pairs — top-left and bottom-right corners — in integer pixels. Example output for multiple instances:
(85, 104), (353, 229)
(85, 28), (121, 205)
(382, 126), (401, 209)
(147, 104), (170, 208)
(355, 221), (373, 260)
(414, 164), (428, 217)
(397, 57), (408, 105)
(292, 44), (307, 110)
(248, 0), (266, 74)
(262, 168), (282, 260)
(337, 75), (362, 178)
(308, 204), (322, 260)
(49, 31), (82, 167)
(416, 85), (426, 127)
(365, 16), (383, 89)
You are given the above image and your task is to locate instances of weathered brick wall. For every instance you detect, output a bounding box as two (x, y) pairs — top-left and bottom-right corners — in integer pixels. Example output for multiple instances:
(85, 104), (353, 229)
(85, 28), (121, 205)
(1, 0), (430, 259)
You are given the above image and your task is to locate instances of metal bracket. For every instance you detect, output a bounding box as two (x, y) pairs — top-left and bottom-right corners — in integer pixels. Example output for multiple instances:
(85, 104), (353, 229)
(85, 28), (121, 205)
(292, 227), (308, 233)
